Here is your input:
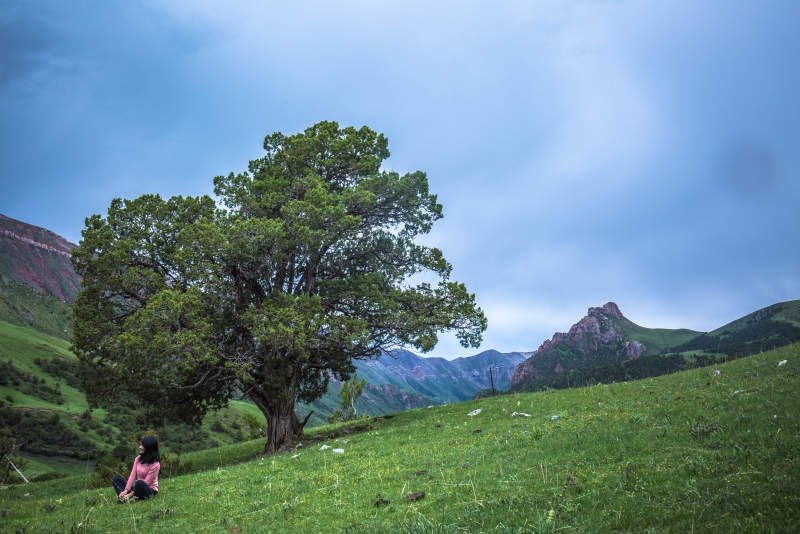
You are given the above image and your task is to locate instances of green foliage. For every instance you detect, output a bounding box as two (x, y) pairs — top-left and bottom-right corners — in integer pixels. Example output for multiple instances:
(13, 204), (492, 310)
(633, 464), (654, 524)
(88, 452), (131, 489)
(0, 319), (267, 480)
(33, 356), (81, 390)
(2, 345), (799, 531)
(210, 420), (225, 433)
(0, 404), (100, 459)
(242, 412), (265, 440)
(155, 423), (220, 453)
(159, 451), (194, 479)
(329, 372), (367, 423)
(71, 121), (486, 453)
(0, 359), (65, 404)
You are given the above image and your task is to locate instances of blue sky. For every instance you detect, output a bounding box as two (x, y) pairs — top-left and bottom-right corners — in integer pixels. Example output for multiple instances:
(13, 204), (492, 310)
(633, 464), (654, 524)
(2, 1), (798, 359)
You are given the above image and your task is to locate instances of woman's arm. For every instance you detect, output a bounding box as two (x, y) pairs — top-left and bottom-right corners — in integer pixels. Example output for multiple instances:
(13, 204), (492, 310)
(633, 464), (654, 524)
(124, 456), (140, 492)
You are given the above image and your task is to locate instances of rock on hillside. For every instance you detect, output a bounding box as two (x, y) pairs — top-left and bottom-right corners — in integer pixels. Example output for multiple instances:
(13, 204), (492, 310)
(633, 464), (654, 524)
(0, 214), (81, 301)
(510, 302), (647, 390)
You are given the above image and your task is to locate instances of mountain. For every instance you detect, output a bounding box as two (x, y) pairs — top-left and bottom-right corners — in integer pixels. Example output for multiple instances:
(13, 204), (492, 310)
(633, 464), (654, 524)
(668, 300), (800, 356)
(509, 302), (703, 391)
(0, 214), (79, 339)
(509, 300), (800, 393)
(356, 348), (525, 402)
(299, 349), (526, 425)
(0, 214), (81, 302)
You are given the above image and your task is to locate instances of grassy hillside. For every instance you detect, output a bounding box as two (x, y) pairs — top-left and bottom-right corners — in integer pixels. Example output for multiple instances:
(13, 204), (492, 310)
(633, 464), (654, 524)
(0, 276), (72, 340)
(672, 300), (800, 356)
(0, 319), (266, 475)
(620, 320), (701, 356)
(2, 343), (798, 532)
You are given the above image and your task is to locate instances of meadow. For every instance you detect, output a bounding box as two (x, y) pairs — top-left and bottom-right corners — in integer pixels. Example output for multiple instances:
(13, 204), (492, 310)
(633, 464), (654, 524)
(1, 343), (798, 533)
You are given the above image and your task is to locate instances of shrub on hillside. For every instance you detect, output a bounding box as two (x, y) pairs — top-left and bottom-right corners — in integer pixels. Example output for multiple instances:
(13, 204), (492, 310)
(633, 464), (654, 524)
(29, 471), (68, 483)
(160, 451), (193, 478)
(89, 453), (132, 489)
(0, 405), (100, 459)
(0, 359), (65, 404)
(34, 357), (82, 390)
(156, 424), (218, 453)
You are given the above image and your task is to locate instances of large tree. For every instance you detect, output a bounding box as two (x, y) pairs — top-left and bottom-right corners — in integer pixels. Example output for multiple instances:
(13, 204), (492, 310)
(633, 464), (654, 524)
(72, 121), (486, 453)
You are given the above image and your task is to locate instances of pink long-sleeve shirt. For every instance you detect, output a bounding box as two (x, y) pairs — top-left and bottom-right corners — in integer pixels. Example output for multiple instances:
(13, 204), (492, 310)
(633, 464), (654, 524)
(125, 456), (160, 492)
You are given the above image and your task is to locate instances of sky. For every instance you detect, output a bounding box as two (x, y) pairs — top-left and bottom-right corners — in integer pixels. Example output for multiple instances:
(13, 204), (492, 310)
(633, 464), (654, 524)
(2, 1), (799, 360)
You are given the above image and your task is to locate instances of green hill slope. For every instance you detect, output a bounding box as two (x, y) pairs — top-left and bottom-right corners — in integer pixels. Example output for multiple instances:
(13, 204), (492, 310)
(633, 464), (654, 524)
(2, 344), (798, 532)
(620, 322), (701, 355)
(0, 319), (266, 476)
(0, 276), (72, 340)
(671, 299), (800, 355)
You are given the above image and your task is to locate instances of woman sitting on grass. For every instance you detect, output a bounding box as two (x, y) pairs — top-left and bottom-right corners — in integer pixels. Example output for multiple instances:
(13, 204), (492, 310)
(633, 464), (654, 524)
(112, 435), (160, 502)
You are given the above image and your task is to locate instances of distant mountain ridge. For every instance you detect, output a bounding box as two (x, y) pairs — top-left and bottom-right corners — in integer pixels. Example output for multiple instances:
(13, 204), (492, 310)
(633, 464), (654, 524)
(510, 300), (800, 392)
(356, 348), (525, 403)
(0, 214), (81, 301)
(670, 300), (800, 355)
(301, 348), (526, 424)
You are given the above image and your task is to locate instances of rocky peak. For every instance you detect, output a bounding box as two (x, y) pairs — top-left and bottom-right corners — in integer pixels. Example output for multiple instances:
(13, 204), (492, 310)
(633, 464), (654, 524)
(510, 302), (645, 389)
(531, 302), (627, 357)
(590, 302), (623, 318)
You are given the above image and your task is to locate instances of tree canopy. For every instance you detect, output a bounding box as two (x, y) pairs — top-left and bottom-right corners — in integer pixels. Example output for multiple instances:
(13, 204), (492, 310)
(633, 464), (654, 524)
(71, 121), (486, 453)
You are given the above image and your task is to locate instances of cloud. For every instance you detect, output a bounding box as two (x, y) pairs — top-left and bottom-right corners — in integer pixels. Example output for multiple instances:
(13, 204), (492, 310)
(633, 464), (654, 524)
(0, 12), (51, 90)
(1, 0), (798, 359)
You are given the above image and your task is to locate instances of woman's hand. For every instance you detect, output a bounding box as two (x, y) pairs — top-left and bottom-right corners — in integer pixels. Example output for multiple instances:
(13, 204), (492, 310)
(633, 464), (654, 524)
(119, 490), (133, 502)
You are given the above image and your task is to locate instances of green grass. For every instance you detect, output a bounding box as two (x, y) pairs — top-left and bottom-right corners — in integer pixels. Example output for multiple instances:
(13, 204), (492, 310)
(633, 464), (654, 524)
(2, 343), (798, 532)
(0, 319), (90, 417)
(623, 323), (702, 356)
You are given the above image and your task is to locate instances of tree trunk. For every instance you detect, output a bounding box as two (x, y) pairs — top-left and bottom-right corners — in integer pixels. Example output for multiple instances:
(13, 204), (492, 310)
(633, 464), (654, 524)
(248, 386), (312, 455)
(265, 408), (295, 455)
(262, 401), (316, 454)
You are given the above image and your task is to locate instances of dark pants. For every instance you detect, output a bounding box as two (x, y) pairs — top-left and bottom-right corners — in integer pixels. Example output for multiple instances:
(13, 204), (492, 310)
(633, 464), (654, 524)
(112, 476), (157, 500)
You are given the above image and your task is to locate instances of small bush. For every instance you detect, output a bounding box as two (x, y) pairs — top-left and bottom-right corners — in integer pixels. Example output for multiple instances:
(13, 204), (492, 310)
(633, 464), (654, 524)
(210, 420), (225, 433)
(160, 451), (194, 478)
(242, 413), (265, 440)
(88, 453), (131, 489)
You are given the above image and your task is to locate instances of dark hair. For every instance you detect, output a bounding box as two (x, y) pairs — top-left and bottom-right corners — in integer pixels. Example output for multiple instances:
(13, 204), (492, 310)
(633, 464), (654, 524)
(139, 435), (160, 465)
